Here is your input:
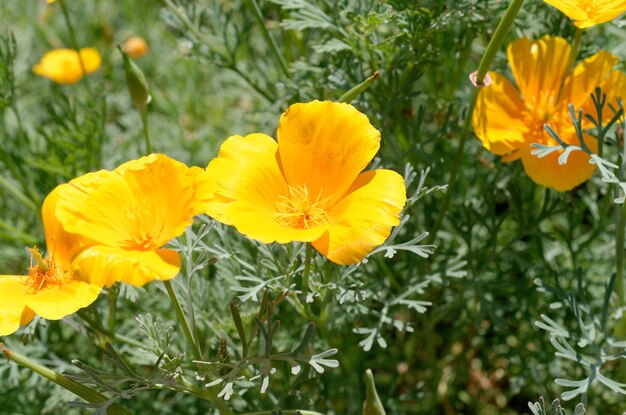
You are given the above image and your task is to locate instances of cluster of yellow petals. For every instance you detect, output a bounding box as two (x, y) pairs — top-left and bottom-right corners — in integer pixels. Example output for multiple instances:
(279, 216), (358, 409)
(0, 102), (404, 335)
(544, 0), (626, 28)
(0, 189), (101, 336)
(472, 35), (626, 191)
(205, 100), (406, 265)
(33, 48), (101, 84)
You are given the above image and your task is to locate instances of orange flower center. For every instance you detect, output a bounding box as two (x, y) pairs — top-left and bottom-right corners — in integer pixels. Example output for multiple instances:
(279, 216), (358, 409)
(273, 185), (332, 229)
(25, 248), (71, 294)
(121, 201), (164, 250)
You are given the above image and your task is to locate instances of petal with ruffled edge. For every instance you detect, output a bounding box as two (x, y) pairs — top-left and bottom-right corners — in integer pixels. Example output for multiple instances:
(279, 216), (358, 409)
(520, 132), (597, 192)
(24, 280), (101, 321)
(543, 0), (626, 28)
(206, 133), (328, 244)
(277, 101), (381, 204)
(42, 187), (93, 271)
(312, 169), (406, 265)
(507, 36), (571, 111)
(559, 50), (617, 114)
(74, 246), (181, 286)
(472, 72), (528, 155)
(0, 276), (29, 336)
(113, 154), (214, 246)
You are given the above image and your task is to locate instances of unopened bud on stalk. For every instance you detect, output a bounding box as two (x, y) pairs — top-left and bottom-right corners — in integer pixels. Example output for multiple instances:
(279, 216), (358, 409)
(117, 45), (151, 108)
(363, 369), (386, 415)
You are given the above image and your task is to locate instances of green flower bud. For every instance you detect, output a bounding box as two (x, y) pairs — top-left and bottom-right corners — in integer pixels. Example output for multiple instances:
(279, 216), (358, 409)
(363, 369), (386, 415)
(118, 45), (150, 108)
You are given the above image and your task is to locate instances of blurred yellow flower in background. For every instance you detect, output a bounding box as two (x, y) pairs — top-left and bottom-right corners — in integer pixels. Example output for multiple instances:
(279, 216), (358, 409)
(0, 189), (102, 336)
(544, 0), (626, 28)
(53, 154), (214, 287)
(204, 100), (406, 265)
(123, 36), (149, 59)
(33, 48), (101, 84)
(472, 35), (625, 191)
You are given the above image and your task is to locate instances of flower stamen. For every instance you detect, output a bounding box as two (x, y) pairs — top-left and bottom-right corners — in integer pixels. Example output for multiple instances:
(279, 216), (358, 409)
(274, 185), (332, 229)
(25, 247), (69, 294)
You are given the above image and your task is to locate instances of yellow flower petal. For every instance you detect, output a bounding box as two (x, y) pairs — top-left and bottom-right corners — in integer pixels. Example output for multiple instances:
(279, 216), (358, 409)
(520, 132), (598, 191)
(312, 169), (406, 265)
(33, 48), (101, 85)
(543, 0), (626, 28)
(599, 70), (626, 108)
(277, 101), (381, 204)
(205, 133), (327, 243)
(57, 154), (209, 251)
(0, 276), (29, 336)
(74, 246), (181, 286)
(42, 187), (93, 270)
(507, 36), (571, 111)
(560, 50), (618, 113)
(473, 72), (529, 155)
(24, 280), (101, 321)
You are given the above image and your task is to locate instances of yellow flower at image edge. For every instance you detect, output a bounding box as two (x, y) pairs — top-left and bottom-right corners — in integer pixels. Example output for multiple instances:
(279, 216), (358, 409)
(543, 0), (626, 28)
(53, 153), (214, 287)
(472, 35), (626, 191)
(0, 189), (102, 336)
(33, 48), (101, 84)
(204, 100), (406, 265)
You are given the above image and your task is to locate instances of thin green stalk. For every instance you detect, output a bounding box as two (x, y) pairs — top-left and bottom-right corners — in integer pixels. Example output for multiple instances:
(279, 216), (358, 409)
(1, 344), (131, 415)
(107, 286), (118, 333)
(242, 412), (324, 415)
(568, 28), (582, 69)
(301, 243), (313, 297)
(245, 0), (291, 79)
(428, 0), (525, 243)
(57, 0), (93, 95)
(615, 201), (626, 337)
(140, 106), (152, 154)
(163, 280), (203, 360)
(77, 312), (144, 349)
(0, 173), (38, 213)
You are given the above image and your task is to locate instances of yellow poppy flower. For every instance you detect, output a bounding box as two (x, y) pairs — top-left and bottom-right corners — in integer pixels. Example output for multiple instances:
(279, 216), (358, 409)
(204, 100), (406, 265)
(543, 0), (626, 28)
(0, 189), (102, 336)
(33, 48), (101, 85)
(53, 153), (215, 287)
(472, 35), (624, 191)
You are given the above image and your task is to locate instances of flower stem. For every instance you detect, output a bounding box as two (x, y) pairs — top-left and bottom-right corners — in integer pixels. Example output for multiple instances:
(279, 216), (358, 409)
(76, 311), (144, 349)
(1, 343), (131, 415)
(57, 0), (93, 95)
(615, 201), (626, 337)
(178, 378), (235, 415)
(428, 0), (525, 243)
(139, 105), (152, 154)
(302, 243), (313, 297)
(245, 0), (290, 79)
(163, 280), (203, 360)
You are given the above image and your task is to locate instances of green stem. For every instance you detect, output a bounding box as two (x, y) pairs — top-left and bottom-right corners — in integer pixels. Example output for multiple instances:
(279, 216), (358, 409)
(1, 344), (131, 415)
(428, 0), (525, 243)
(615, 201), (626, 337)
(0, 173), (38, 213)
(107, 286), (118, 333)
(302, 244), (313, 297)
(569, 28), (582, 69)
(139, 105), (152, 154)
(245, 0), (291, 79)
(242, 412), (324, 415)
(163, 280), (203, 360)
(77, 312), (144, 349)
(57, 0), (93, 95)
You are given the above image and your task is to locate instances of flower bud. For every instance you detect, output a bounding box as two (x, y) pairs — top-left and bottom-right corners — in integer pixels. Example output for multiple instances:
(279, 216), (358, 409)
(363, 369), (386, 415)
(118, 45), (151, 108)
(123, 36), (148, 59)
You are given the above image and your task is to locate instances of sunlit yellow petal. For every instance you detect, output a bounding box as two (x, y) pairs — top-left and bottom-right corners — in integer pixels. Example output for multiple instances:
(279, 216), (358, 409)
(205, 133), (327, 243)
(599, 70), (626, 108)
(42, 187), (93, 270)
(0, 276), (29, 335)
(277, 101), (381, 204)
(560, 50), (618, 113)
(520, 132), (597, 191)
(312, 169), (406, 265)
(24, 280), (101, 321)
(33, 48), (101, 85)
(507, 36), (571, 111)
(74, 246), (181, 286)
(472, 72), (528, 155)
(543, 0), (626, 27)
(20, 307), (35, 326)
